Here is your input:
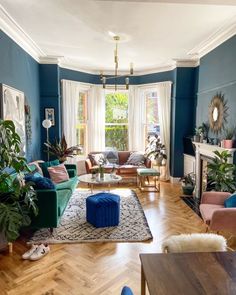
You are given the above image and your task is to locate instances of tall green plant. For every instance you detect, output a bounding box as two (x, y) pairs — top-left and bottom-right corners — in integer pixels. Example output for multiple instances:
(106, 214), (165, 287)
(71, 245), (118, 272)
(0, 120), (38, 242)
(207, 150), (236, 193)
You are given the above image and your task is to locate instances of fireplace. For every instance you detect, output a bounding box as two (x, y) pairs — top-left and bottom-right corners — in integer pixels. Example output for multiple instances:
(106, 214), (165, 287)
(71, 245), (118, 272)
(192, 142), (236, 199)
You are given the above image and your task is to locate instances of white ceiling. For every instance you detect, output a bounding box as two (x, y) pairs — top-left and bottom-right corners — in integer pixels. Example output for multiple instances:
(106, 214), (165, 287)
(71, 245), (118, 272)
(0, 0), (236, 73)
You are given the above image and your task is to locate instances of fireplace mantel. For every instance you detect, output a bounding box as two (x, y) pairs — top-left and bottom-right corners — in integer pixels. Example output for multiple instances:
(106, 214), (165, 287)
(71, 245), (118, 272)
(192, 142), (236, 198)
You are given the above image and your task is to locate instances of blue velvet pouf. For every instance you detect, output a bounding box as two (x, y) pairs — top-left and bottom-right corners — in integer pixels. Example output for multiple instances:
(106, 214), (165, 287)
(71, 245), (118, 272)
(86, 192), (120, 228)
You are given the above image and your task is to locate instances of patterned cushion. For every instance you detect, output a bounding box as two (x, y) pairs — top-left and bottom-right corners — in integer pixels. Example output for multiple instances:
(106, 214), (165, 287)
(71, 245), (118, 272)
(224, 193), (236, 208)
(39, 159), (60, 178)
(48, 164), (70, 184)
(125, 152), (145, 166)
(104, 150), (119, 164)
(89, 153), (108, 165)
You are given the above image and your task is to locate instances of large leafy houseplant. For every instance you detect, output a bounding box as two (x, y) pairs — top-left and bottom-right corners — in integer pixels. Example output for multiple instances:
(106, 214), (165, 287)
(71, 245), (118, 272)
(44, 134), (81, 162)
(145, 135), (167, 165)
(207, 150), (236, 193)
(0, 120), (38, 242)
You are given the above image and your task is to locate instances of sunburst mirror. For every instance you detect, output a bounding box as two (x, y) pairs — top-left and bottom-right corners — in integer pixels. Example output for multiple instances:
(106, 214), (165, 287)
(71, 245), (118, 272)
(208, 93), (228, 134)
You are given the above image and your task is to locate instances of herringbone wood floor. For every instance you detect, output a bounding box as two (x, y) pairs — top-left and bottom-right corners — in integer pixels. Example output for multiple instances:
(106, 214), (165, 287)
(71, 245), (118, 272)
(0, 182), (233, 295)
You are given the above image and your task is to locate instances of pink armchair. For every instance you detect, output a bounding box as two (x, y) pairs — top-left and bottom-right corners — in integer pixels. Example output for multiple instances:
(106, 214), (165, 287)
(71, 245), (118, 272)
(200, 192), (236, 232)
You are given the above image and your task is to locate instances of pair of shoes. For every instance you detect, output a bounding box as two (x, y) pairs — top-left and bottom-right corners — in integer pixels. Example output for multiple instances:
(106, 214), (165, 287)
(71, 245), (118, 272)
(22, 244), (50, 260)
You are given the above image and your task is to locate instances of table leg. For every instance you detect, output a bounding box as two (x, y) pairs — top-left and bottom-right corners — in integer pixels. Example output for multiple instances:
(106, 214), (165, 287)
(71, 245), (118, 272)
(141, 265), (146, 295)
(90, 184), (93, 194)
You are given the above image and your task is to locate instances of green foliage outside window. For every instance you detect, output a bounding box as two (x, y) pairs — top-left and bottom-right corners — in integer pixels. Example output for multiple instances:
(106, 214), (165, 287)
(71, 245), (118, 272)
(105, 92), (128, 150)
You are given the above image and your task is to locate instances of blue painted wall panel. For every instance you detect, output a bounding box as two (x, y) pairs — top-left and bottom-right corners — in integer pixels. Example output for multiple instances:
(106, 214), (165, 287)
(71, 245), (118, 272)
(196, 35), (236, 140)
(0, 30), (41, 161)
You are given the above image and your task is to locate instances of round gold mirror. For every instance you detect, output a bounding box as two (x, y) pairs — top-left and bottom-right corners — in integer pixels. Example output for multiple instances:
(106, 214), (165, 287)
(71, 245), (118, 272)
(208, 93), (228, 134)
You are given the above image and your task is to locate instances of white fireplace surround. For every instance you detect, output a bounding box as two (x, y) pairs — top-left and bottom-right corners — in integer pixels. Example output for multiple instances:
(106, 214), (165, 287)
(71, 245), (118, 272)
(192, 142), (236, 198)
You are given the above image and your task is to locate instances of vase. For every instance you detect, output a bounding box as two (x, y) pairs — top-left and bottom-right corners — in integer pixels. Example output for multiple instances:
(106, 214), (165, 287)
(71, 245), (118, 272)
(222, 140), (235, 149)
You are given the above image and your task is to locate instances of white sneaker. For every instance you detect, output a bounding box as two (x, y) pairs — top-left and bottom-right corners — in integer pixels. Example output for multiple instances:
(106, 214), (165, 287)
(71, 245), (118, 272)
(29, 244), (50, 261)
(22, 244), (38, 260)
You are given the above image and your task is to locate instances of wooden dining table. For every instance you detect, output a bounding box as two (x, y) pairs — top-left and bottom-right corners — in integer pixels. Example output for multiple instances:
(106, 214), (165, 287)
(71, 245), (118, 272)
(140, 252), (236, 295)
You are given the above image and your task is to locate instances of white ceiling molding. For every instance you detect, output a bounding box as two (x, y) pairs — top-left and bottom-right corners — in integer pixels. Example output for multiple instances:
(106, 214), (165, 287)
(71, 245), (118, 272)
(174, 59), (200, 67)
(0, 4), (46, 61)
(99, 0), (236, 5)
(188, 15), (236, 58)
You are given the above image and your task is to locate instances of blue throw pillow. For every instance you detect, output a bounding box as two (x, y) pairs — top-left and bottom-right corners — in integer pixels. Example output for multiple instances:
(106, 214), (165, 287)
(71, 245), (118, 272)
(25, 174), (55, 190)
(35, 177), (55, 190)
(25, 173), (42, 182)
(39, 159), (60, 178)
(224, 193), (236, 208)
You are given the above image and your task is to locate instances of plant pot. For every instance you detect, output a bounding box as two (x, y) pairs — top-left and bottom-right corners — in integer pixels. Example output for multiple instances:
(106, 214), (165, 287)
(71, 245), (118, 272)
(221, 140), (235, 149)
(193, 135), (200, 142)
(182, 185), (194, 195)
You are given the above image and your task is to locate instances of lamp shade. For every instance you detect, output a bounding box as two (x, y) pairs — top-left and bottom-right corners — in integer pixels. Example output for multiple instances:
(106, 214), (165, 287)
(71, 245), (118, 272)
(42, 119), (52, 129)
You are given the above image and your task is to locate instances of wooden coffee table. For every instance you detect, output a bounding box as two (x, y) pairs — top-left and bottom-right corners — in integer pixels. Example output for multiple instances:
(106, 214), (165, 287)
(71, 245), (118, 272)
(140, 252), (236, 295)
(78, 173), (122, 192)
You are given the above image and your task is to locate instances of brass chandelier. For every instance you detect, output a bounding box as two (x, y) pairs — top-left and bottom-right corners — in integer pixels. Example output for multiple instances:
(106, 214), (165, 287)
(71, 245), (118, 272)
(100, 35), (134, 90)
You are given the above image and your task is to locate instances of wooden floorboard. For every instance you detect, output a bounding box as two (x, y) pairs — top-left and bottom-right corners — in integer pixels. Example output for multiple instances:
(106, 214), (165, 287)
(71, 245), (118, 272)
(0, 182), (234, 295)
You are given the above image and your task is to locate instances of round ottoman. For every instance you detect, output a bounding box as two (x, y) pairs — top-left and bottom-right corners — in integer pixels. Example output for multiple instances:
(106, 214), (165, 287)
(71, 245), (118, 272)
(86, 192), (120, 228)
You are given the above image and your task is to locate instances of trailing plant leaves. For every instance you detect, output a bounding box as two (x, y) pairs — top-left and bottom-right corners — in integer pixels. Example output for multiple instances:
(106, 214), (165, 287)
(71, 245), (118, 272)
(0, 203), (23, 242)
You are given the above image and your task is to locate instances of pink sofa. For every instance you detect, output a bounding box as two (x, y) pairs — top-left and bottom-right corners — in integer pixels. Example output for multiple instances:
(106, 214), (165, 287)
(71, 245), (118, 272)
(200, 191), (236, 232)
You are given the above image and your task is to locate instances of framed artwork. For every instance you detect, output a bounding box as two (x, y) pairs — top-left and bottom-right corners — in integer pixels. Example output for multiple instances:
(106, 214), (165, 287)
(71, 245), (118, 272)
(0, 84), (26, 155)
(45, 108), (55, 126)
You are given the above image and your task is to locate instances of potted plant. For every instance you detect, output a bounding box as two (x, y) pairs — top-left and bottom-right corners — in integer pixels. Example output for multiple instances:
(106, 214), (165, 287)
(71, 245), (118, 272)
(207, 150), (236, 192)
(0, 120), (38, 250)
(145, 135), (167, 166)
(180, 172), (195, 195)
(44, 134), (81, 162)
(193, 126), (203, 142)
(221, 126), (236, 149)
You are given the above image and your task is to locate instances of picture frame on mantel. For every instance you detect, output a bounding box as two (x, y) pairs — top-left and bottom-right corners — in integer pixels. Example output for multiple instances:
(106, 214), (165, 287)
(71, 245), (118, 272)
(45, 108), (55, 126)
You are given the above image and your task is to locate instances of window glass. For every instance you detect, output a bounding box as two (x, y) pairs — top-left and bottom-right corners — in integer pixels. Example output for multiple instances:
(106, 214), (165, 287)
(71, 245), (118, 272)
(105, 92), (128, 151)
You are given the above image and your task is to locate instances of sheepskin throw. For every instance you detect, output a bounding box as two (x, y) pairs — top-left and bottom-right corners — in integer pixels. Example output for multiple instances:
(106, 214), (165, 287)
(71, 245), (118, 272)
(162, 233), (227, 253)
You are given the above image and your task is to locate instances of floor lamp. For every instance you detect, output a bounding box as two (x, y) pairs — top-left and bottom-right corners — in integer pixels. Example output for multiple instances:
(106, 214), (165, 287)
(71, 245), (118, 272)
(42, 119), (52, 161)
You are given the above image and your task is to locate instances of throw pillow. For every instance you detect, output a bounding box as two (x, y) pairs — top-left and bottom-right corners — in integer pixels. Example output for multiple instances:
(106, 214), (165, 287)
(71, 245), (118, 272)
(224, 193), (236, 208)
(125, 152), (145, 166)
(28, 161), (44, 175)
(39, 159), (60, 178)
(25, 174), (55, 190)
(104, 150), (119, 164)
(48, 164), (70, 184)
(89, 153), (108, 165)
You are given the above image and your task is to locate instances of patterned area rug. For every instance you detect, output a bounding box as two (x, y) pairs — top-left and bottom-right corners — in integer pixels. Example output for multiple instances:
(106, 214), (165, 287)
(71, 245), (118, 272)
(29, 189), (153, 244)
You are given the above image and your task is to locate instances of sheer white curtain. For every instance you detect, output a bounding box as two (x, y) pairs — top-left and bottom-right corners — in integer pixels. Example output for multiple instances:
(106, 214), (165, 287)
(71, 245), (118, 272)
(87, 85), (105, 152)
(62, 80), (80, 147)
(128, 86), (146, 151)
(157, 81), (172, 180)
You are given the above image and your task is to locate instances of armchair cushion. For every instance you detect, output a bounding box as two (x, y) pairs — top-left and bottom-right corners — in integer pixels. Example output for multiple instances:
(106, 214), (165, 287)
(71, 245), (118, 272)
(224, 193), (236, 208)
(199, 204), (224, 225)
(201, 191), (230, 205)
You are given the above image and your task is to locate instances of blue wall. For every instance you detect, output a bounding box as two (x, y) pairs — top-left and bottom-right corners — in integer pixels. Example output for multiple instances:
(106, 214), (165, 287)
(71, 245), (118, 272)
(0, 30), (41, 161)
(170, 67), (198, 177)
(196, 35), (236, 139)
(40, 64), (61, 159)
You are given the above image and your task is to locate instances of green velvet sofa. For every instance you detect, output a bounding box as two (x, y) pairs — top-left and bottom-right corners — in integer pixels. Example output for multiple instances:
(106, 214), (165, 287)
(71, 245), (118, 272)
(31, 164), (78, 231)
